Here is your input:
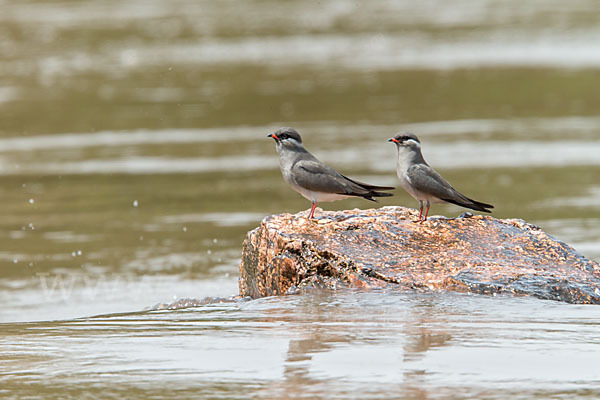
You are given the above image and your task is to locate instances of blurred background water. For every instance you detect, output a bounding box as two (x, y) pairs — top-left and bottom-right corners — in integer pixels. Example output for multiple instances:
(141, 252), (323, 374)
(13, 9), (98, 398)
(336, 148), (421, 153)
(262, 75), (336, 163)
(1, 1), (600, 398)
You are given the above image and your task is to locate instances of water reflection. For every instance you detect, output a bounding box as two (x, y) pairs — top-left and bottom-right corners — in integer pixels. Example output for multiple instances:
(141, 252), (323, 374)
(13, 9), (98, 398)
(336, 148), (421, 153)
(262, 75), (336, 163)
(5, 292), (598, 398)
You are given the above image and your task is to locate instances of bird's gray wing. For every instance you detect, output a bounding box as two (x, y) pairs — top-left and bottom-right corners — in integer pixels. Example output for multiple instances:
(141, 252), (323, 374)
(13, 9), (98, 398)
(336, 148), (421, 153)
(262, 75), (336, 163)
(406, 164), (494, 212)
(407, 164), (493, 211)
(291, 159), (368, 195)
(406, 164), (462, 200)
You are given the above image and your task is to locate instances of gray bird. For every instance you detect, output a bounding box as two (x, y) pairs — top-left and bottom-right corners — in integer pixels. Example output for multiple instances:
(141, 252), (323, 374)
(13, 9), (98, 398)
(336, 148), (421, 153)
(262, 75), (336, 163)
(268, 127), (394, 219)
(389, 132), (493, 222)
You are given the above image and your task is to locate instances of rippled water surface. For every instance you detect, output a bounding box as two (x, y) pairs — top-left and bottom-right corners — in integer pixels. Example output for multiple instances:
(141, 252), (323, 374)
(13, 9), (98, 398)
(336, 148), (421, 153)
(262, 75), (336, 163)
(1, 0), (600, 398)
(3, 292), (600, 399)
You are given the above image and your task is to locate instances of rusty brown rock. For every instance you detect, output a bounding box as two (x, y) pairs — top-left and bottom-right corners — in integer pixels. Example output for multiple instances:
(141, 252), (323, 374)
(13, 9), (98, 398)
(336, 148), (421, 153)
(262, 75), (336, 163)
(238, 206), (600, 304)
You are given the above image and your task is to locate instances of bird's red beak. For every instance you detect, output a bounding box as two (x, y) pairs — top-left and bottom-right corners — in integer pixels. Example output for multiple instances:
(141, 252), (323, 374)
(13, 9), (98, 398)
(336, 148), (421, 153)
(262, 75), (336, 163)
(268, 133), (279, 141)
(389, 138), (399, 143)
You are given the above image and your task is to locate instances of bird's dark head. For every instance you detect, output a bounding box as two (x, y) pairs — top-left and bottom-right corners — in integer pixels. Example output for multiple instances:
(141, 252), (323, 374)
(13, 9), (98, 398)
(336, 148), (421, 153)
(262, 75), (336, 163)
(268, 127), (303, 150)
(388, 132), (421, 149)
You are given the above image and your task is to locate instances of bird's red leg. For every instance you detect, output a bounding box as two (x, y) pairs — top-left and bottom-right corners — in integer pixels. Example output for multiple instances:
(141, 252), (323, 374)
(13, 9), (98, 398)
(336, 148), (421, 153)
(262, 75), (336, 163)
(417, 203), (423, 222)
(421, 203), (430, 223)
(309, 202), (317, 219)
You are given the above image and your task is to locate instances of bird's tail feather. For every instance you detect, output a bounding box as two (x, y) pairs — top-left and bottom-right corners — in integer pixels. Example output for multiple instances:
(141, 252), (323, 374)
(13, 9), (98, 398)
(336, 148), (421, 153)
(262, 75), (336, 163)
(341, 174), (395, 191)
(361, 190), (394, 202)
(371, 191), (394, 198)
(442, 196), (494, 213)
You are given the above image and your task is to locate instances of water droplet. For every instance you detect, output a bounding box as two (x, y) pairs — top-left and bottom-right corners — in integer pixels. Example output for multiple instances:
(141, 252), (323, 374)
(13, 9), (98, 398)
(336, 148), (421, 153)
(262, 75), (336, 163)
(77, 250), (82, 256)
(28, 198), (35, 204)
(71, 252), (76, 257)
(207, 249), (212, 255)
(183, 226), (187, 232)
(212, 238), (218, 244)
(132, 200), (139, 207)
(13, 259), (18, 264)
(28, 223), (35, 230)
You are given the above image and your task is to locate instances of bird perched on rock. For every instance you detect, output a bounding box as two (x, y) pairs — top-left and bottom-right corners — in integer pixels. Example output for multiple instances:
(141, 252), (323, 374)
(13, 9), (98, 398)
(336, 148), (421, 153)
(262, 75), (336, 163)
(268, 127), (394, 219)
(389, 132), (493, 222)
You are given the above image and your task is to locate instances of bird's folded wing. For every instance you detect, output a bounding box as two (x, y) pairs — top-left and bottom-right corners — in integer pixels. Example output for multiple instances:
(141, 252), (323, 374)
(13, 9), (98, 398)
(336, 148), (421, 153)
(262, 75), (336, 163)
(292, 160), (364, 195)
(407, 164), (493, 210)
(406, 164), (457, 199)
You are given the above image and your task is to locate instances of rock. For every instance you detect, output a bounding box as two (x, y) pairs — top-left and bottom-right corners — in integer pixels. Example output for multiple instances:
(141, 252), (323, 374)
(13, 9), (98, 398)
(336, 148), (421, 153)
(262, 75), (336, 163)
(238, 206), (600, 304)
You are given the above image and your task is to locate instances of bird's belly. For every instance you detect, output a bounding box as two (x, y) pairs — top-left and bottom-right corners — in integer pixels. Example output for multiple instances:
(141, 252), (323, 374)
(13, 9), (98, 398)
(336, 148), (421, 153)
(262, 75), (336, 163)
(396, 173), (421, 200)
(289, 183), (349, 203)
(312, 192), (351, 202)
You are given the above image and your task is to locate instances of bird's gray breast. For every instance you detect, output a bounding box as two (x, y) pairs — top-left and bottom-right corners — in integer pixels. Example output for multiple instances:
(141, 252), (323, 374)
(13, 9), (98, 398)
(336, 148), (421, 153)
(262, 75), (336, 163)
(277, 147), (304, 188)
(395, 149), (427, 201)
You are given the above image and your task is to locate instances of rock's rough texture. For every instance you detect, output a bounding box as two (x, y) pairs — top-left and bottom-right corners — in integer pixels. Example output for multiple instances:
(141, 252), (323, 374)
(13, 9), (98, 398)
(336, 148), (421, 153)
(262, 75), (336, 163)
(238, 206), (600, 304)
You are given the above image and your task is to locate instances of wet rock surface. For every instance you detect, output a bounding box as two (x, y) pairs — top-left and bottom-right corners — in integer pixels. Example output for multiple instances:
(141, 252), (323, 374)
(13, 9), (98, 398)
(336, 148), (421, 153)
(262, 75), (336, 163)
(238, 206), (600, 304)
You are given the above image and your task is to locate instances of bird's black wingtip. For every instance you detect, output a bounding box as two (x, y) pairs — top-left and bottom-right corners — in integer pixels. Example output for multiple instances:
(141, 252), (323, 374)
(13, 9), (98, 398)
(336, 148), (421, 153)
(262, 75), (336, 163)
(468, 203), (494, 213)
(474, 201), (494, 213)
(361, 191), (394, 202)
(441, 197), (494, 214)
(373, 191), (394, 198)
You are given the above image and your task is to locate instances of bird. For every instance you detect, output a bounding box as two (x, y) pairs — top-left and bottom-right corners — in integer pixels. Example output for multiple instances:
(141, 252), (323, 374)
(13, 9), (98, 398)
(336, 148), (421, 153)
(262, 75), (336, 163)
(388, 132), (493, 222)
(268, 127), (394, 219)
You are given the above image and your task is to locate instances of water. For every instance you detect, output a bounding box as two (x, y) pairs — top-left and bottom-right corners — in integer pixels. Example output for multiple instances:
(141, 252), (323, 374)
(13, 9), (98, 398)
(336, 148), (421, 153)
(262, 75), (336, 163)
(2, 292), (600, 398)
(1, 0), (600, 398)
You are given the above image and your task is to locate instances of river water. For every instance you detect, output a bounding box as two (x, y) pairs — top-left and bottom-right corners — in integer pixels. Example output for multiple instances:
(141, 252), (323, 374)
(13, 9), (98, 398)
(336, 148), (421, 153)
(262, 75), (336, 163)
(1, 1), (600, 398)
